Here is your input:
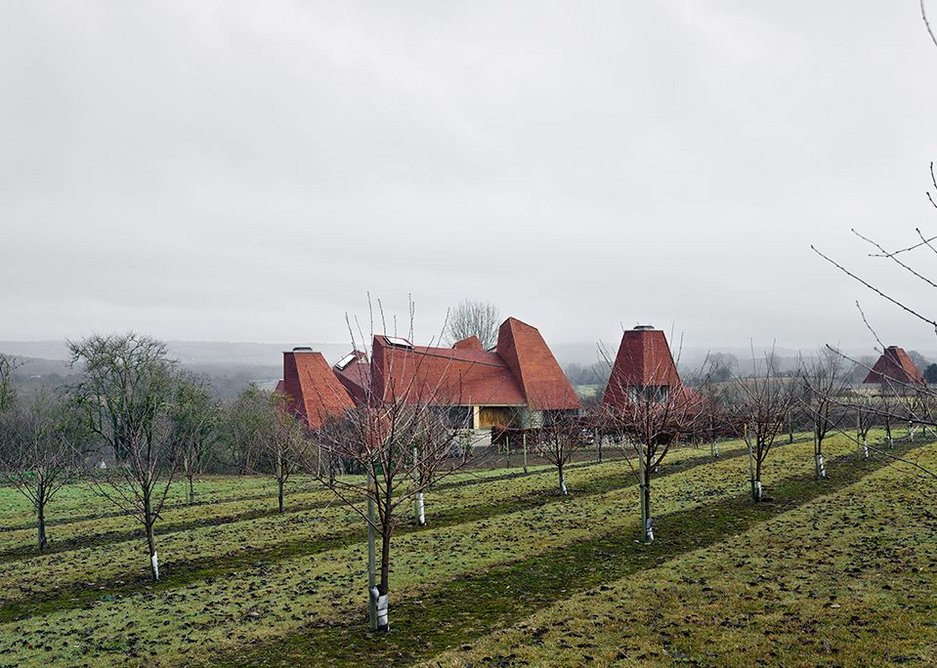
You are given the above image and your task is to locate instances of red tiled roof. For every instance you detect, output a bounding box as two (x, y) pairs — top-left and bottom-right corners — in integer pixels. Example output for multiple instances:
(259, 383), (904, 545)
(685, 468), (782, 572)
(453, 336), (484, 352)
(862, 346), (924, 386)
(334, 350), (371, 404)
(371, 334), (527, 406)
(496, 318), (581, 411)
(603, 327), (682, 409)
(283, 317), (580, 418)
(280, 350), (354, 428)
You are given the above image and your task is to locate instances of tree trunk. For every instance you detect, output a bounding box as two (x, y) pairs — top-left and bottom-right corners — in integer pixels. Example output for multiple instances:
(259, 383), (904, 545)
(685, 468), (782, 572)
(814, 430), (826, 480)
(754, 455), (764, 502)
(788, 411), (794, 443)
(366, 473), (377, 631)
(523, 433), (528, 473)
(277, 478), (285, 514)
(376, 527), (392, 632)
(558, 462), (567, 495)
(187, 474), (195, 506)
(640, 467), (653, 541)
(37, 496), (47, 552)
(145, 520), (159, 581)
(746, 433), (760, 503)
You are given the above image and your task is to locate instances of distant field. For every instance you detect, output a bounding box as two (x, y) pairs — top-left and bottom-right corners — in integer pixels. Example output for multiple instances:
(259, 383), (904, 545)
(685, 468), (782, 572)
(0, 432), (934, 666)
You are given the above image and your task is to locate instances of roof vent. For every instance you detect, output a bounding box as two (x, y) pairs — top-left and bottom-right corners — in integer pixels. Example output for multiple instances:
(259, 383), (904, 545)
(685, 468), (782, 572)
(634, 324), (655, 331)
(292, 346), (314, 352)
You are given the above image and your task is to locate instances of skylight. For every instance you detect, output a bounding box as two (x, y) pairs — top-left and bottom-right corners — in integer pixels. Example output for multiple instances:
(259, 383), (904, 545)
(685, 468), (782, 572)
(335, 353), (357, 370)
(384, 336), (412, 349)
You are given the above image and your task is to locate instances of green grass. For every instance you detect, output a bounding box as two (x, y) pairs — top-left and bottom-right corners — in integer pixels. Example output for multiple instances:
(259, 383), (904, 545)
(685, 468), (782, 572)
(0, 432), (933, 667)
(427, 443), (937, 667)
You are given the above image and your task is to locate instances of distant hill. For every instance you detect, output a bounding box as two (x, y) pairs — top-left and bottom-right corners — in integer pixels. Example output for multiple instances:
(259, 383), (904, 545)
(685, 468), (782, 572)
(0, 341), (352, 400)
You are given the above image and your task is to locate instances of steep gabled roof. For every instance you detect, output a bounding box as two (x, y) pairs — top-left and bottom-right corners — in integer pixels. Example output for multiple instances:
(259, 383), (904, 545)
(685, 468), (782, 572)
(862, 346), (924, 386)
(371, 335), (527, 406)
(280, 350), (354, 428)
(603, 327), (682, 409)
(496, 318), (581, 411)
(333, 350), (371, 404)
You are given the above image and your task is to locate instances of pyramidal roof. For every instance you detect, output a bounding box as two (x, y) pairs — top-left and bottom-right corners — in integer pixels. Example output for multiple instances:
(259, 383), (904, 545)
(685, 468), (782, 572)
(862, 346), (924, 386)
(280, 349), (354, 428)
(603, 326), (681, 408)
(495, 317), (581, 411)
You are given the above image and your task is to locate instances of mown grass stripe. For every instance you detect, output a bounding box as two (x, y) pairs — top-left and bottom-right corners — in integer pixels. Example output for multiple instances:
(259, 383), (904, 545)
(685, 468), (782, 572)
(210, 445), (921, 667)
(0, 441), (759, 623)
(0, 447), (660, 558)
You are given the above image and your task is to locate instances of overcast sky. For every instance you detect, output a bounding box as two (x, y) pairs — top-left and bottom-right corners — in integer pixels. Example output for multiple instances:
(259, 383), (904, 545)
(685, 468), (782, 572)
(3, 1), (937, 353)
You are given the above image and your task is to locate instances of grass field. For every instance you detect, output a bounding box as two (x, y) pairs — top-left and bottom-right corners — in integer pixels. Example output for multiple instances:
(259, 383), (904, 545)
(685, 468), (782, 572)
(0, 433), (934, 667)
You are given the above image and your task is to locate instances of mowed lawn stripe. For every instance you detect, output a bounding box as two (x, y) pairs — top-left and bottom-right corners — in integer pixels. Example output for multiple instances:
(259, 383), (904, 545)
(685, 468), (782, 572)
(0, 437), (880, 666)
(426, 444), (937, 667)
(0, 442), (750, 555)
(0, 440), (756, 623)
(211, 444), (922, 667)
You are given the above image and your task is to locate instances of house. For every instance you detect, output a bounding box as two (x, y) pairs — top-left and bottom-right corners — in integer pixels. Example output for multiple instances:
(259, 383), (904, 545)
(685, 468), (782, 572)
(603, 325), (682, 409)
(861, 345), (924, 394)
(276, 317), (580, 433)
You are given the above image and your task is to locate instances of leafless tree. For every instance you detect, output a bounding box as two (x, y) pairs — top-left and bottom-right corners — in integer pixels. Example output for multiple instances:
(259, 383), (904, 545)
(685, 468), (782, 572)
(69, 333), (180, 581)
(445, 299), (500, 349)
(0, 389), (85, 551)
(226, 385), (307, 512)
(225, 385), (269, 475)
(0, 353), (19, 416)
(799, 348), (852, 479)
(599, 362), (708, 541)
(312, 300), (484, 631)
(316, 399), (474, 631)
(729, 352), (797, 502)
(169, 373), (221, 505)
(532, 412), (587, 495)
(261, 391), (310, 514)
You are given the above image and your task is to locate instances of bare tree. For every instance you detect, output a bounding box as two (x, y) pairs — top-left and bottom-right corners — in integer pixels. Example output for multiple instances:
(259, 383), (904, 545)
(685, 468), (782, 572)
(69, 333), (180, 581)
(312, 300), (484, 632)
(445, 299), (500, 349)
(531, 411), (588, 495)
(729, 352), (797, 502)
(0, 389), (85, 551)
(262, 391), (309, 514)
(799, 348), (852, 479)
(169, 373), (221, 505)
(317, 399), (471, 631)
(225, 385), (269, 475)
(0, 354), (17, 411)
(600, 378), (707, 542)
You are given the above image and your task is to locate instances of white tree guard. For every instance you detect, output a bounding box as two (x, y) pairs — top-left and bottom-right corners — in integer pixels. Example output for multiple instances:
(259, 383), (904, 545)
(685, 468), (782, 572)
(417, 492), (425, 526)
(370, 587), (389, 630)
(816, 453), (827, 478)
(645, 517), (654, 542)
(151, 551), (159, 580)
